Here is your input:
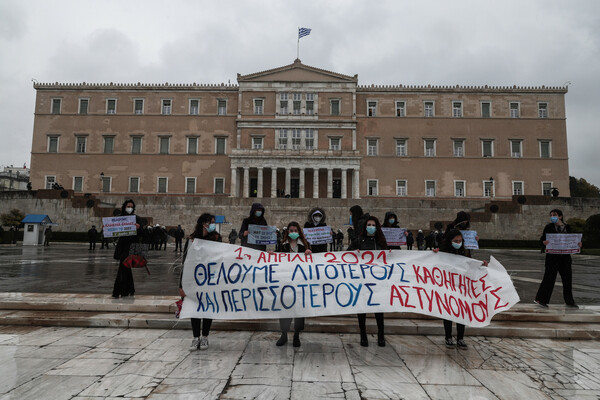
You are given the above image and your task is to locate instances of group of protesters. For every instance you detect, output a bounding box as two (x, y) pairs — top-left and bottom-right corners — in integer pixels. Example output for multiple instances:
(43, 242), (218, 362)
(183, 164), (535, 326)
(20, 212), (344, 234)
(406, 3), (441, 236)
(110, 199), (581, 353)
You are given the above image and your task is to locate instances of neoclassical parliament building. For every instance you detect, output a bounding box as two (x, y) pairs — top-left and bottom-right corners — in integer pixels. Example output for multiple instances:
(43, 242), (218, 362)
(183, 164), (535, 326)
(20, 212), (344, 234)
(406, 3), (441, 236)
(30, 59), (570, 199)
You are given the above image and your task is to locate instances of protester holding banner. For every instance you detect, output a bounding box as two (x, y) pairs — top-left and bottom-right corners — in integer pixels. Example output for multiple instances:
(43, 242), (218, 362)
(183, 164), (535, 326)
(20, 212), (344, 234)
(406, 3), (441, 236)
(534, 209), (581, 309)
(275, 221), (312, 347)
(112, 199), (143, 298)
(382, 211), (401, 250)
(239, 203), (268, 251)
(350, 216), (388, 347)
(179, 213), (222, 350)
(304, 208), (328, 253)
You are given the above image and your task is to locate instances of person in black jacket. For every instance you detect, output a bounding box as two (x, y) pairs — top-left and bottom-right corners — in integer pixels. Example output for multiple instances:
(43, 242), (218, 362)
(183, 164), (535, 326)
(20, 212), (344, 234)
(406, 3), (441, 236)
(228, 229), (238, 245)
(348, 205), (369, 250)
(174, 225), (185, 252)
(179, 213), (222, 351)
(416, 230), (425, 250)
(88, 225), (98, 250)
(239, 203), (268, 251)
(406, 230), (414, 250)
(304, 207), (328, 254)
(349, 216), (388, 347)
(534, 209), (582, 309)
(112, 199), (144, 298)
(382, 211), (402, 250)
(275, 221), (312, 347)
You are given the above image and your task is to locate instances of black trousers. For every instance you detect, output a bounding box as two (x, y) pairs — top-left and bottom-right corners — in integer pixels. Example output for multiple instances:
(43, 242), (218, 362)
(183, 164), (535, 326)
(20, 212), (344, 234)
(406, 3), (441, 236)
(191, 318), (212, 337)
(535, 255), (575, 305)
(357, 313), (384, 334)
(279, 318), (305, 333)
(175, 238), (183, 251)
(112, 262), (135, 297)
(444, 319), (465, 340)
(89, 240), (96, 250)
(407, 244), (413, 250)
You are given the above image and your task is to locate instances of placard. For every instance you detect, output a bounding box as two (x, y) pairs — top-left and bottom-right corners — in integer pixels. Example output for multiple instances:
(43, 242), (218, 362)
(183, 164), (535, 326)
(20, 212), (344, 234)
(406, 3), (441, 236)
(247, 224), (278, 245)
(381, 228), (407, 246)
(460, 230), (479, 250)
(545, 233), (582, 254)
(102, 216), (137, 238)
(304, 226), (333, 245)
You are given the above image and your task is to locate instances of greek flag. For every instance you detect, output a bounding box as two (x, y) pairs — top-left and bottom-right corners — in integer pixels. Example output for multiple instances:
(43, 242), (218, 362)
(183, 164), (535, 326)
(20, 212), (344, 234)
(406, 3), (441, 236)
(298, 27), (311, 39)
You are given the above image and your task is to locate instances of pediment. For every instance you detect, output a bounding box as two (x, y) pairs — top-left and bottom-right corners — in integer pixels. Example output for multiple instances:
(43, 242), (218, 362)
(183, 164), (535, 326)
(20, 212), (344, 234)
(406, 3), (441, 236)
(238, 60), (357, 83)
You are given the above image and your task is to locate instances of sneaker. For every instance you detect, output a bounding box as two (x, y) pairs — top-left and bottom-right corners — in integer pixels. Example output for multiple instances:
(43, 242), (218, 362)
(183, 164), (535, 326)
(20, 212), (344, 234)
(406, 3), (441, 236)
(199, 336), (209, 350)
(456, 339), (468, 350)
(445, 338), (455, 348)
(566, 303), (579, 309)
(190, 337), (200, 350)
(534, 300), (549, 308)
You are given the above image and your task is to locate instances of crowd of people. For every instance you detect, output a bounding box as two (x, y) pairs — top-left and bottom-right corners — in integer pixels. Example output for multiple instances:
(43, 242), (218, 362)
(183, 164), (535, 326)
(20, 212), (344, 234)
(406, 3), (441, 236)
(109, 199), (582, 353)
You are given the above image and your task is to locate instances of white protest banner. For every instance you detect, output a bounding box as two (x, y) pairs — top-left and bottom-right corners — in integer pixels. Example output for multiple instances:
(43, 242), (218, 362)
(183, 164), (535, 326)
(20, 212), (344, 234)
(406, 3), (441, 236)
(545, 233), (582, 254)
(248, 224), (278, 245)
(102, 215), (137, 238)
(180, 240), (520, 328)
(460, 230), (479, 250)
(304, 226), (333, 245)
(382, 228), (407, 246)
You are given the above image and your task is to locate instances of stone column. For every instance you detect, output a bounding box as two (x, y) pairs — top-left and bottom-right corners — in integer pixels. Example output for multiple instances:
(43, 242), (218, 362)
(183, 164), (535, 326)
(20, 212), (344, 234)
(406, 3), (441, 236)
(353, 169), (360, 199)
(341, 168), (347, 199)
(230, 167), (237, 197)
(271, 168), (277, 198)
(243, 167), (249, 198)
(285, 167), (291, 197)
(313, 168), (319, 198)
(257, 167), (263, 198)
(299, 168), (305, 198)
(327, 168), (333, 198)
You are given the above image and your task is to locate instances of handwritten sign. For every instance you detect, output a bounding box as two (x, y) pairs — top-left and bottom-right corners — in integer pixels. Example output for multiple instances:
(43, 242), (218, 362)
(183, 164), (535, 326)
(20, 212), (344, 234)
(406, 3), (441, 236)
(545, 233), (582, 254)
(180, 240), (520, 327)
(382, 228), (407, 246)
(102, 216), (136, 238)
(460, 230), (479, 250)
(248, 224), (277, 245)
(304, 226), (333, 245)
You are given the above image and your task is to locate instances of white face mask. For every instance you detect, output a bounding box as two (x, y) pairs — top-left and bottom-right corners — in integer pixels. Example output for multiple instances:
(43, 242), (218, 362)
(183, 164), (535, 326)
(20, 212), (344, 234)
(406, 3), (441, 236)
(125, 207), (133, 214)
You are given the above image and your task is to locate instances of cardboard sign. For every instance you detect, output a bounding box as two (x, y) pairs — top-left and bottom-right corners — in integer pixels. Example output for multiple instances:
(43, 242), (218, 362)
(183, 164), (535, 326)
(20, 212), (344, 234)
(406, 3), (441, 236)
(247, 224), (278, 245)
(102, 216), (137, 238)
(304, 226), (333, 245)
(545, 233), (582, 254)
(460, 230), (479, 250)
(381, 228), (407, 246)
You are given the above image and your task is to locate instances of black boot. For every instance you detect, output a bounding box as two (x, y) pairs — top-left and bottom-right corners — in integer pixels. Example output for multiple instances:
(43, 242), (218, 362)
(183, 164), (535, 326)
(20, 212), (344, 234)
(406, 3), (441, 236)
(377, 331), (386, 347)
(360, 329), (368, 347)
(276, 332), (288, 346)
(293, 331), (301, 347)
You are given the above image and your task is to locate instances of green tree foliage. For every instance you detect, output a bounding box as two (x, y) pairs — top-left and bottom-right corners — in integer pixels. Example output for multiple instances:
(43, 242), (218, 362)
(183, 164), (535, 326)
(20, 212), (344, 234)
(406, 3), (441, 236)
(569, 176), (600, 198)
(583, 214), (600, 248)
(0, 208), (26, 230)
(566, 218), (586, 233)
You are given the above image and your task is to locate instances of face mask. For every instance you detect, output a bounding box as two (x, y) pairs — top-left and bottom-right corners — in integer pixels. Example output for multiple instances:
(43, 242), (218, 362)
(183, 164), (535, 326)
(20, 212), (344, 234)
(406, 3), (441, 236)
(452, 241), (463, 249)
(550, 216), (559, 223)
(349, 216), (353, 225)
(125, 207), (133, 214)
(255, 211), (262, 217)
(388, 218), (395, 224)
(207, 223), (216, 233)
(288, 232), (299, 240)
(366, 226), (377, 235)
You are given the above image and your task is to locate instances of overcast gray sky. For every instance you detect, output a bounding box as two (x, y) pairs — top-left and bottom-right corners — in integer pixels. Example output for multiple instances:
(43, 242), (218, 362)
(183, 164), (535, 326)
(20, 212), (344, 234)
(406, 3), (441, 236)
(1, 0), (599, 186)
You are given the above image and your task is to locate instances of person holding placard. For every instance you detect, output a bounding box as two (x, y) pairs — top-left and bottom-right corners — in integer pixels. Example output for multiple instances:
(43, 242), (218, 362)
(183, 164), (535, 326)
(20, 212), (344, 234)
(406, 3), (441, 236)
(350, 216), (388, 347)
(179, 213), (222, 351)
(304, 208), (328, 253)
(239, 203), (268, 251)
(534, 209), (581, 309)
(275, 221), (312, 347)
(446, 211), (479, 257)
(382, 211), (402, 250)
(112, 199), (143, 298)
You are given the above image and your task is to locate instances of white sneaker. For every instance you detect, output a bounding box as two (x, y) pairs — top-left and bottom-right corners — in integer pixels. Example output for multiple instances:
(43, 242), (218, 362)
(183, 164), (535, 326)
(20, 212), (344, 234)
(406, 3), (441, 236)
(199, 336), (209, 350)
(190, 337), (200, 350)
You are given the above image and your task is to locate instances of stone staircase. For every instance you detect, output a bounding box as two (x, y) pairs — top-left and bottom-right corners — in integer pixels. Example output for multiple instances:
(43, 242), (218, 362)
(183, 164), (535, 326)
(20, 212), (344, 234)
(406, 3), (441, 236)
(0, 292), (598, 339)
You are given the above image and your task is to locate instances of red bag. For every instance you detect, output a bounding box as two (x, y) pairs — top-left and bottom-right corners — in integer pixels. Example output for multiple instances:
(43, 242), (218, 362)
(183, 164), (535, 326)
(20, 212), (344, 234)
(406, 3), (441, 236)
(175, 298), (183, 318)
(123, 254), (150, 275)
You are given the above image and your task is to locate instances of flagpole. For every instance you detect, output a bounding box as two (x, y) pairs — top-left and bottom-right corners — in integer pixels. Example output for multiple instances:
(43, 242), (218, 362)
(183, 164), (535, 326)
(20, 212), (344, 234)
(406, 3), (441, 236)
(297, 27), (300, 60)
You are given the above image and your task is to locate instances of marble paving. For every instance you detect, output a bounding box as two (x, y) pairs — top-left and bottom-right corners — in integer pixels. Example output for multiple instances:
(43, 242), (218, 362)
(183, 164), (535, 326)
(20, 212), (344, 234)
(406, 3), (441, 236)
(0, 325), (599, 399)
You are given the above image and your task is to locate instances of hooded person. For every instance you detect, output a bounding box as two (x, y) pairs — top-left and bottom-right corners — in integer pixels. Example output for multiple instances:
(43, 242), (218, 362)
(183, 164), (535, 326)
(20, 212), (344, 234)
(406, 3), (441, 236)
(348, 205), (370, 250)
(382, 211), (401, 250)
(239, 203), (268, 251)
(304, 207), (328, 253)
(446, 211), (474, 255)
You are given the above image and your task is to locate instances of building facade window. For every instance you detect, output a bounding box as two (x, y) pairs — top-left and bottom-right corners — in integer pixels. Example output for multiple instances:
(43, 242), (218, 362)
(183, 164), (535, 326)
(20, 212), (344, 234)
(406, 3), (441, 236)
(162, 99), (172, 115)
(396, 180), (407, 196)
(45, 176), (56, 189)
(51, 98), (62, 114)
(253, 98), (264, 115)
(329, 137), (341, 150)
(73, 176), (83, 192)
(106, 99), (117, 114)
(510, 140), (523, 158)
(252, 136), (264, 150)
(396, 101), (406, 117)
(484, 180), (495, 197)
(454, 180), (466, 197)
(214, 178), (225, 194)
(291, 129), (302, 149)
(103, 136), (114, 154)
(424, 101), (434, 117)
(189, 99), (199, 115)
(157, 177), (168, 193)
(280, 93), (288, 114)
(159, 137), (170, 154)
(293, 93), (301, 115)
(453, 140), (464, 157)
(186, 177), (196, 194)
(78, 98), (89, 115)
(482, 140), (494, 157)
(509, 102), (520, 118)
(539, 140), (551, 158)
(538, 102), (548, 118)
(367, 180), (378, 196)
(481, 101), (491, 118)
(101, 176), (111, 193)
(424, 139), (436, 157)
(512, 181), (524, 195)
(396, 139), (407, 156)
(367, 101), (377, 117)
(129, 177), (139, 193)
(134, 99), (144, 115)
(217, 99), (227, 115)
(278, 129), (288, 149)
(452, 101), (463, 117)
(425, 180), (436, 197)
(542, 182), (552, 196)
(215, 137), (226, 154)
(367, 139), (378, 156)
(131, 136), (142, 154)
(47, 136), (59, 153)
(187, 137), (198, 155)
(75, 136), (87, 153)
(330, 99), (340, 116)
(305, 129), (315, 149)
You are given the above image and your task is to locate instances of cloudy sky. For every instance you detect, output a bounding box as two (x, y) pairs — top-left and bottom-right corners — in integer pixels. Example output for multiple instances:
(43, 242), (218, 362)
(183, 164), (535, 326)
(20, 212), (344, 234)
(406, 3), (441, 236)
(1, 0), (599, 186)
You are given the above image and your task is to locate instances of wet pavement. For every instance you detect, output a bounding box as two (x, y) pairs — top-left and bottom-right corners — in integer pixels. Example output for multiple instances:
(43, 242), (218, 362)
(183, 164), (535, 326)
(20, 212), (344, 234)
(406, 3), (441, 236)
(1, 326), (599, 399)
(0, 243), (599, 305)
